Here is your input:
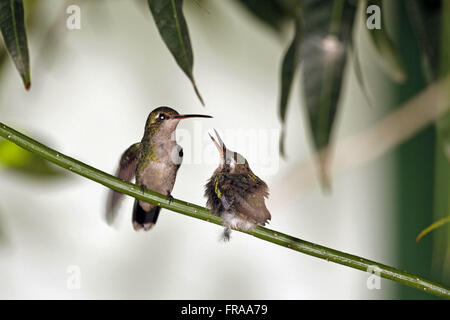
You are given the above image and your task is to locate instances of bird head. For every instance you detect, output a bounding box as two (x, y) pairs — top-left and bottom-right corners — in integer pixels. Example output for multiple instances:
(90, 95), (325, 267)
(209, 129), (249, 174)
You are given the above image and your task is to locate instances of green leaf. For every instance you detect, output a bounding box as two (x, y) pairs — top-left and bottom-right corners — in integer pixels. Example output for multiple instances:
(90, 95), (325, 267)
(416, 216), (450, 242)
(0, 46), (8, 71)
(438, 0), (450, 160)
(366, 0), (406, 83)
(350, 45), (374, 108)
(347, 1), (373, 107)
(275, 0), (303, 15)
(430, 0), (450, 277)
(237, 0), (288, 31)
(148, 0), (203, 105)
(301, 0), (357, 188)
(0, 0), (30, 90)
(405, 0), (441, 82)
(279, 18), (302, 157)
(0, 137), (63, 177)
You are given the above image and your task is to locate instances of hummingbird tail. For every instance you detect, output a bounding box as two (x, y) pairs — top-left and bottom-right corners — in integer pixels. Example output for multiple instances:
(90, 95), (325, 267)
(132, 200), (161, 231)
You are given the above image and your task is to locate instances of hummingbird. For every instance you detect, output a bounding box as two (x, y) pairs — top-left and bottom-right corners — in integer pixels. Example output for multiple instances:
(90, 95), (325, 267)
(205, 130), (271, 241)
(106, 106), (212, 231)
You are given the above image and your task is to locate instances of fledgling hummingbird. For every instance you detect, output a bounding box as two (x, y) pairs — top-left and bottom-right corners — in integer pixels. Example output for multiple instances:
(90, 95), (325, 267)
(106, 106), (212, 231)
(205, 130), (271, 241)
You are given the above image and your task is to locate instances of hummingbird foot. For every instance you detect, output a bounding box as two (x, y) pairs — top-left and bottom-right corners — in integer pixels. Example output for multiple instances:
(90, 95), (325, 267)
(167, 192), (174, 205)
(221, 227), (232, 242)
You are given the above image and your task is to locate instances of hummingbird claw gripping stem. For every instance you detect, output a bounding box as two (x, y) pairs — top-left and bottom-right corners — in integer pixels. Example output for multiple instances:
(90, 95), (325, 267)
(167, 193), (174, 205)
(221, 227), (231, 242)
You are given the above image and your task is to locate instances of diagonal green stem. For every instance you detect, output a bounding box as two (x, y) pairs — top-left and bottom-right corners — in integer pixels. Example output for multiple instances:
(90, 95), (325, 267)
(0, 122), (449, 299)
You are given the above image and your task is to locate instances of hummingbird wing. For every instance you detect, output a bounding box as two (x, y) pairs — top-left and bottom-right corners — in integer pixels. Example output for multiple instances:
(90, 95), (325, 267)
(223, 173), (271, 226)
(233, 190), (271, 226)
(105, 142), (141, 225)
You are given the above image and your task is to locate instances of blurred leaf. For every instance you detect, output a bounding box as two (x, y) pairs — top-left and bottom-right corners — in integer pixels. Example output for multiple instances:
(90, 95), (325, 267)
(405, 0), (442, 83)
(237, 0), (288, 31)
(0, 137), (63, 177)
(366, 0), (406, 83)
(279, 17), (302, 157)
(148, 0), (203, 105)
(349, 1), (373, 107)
(301, 0), (357, 187)
(275, 0), (303, 15)
(350, 46), (374, 107)
(438, 0), (450, 160)
(416, 216), (450, 242)
(0, 0), (30, 90)
(0, 46), (7, 72)
(431, 0), (450, 279)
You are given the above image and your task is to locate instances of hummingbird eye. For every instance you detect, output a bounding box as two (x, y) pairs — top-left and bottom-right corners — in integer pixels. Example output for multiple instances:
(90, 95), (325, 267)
(158, 113), (166, 120)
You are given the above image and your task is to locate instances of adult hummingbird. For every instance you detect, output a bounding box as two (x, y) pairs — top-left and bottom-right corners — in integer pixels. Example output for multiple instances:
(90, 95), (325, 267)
(205, 130), (271, 241)
(106, 106), (212, 231)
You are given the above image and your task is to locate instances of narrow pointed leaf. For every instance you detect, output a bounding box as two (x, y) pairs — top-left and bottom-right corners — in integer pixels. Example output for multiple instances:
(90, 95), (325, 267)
(438, 0), (450, 161)
(348, 0), (373, 106)
(416, 216), (450, 242)
(405, 0), (443, 83)
(148, 0), (203, 104)
(276, 0), (303, 14)
(366, 0), (406, 83)
(301, 0), (357, 187)
(0, 0), (30, 89)
(350, 46), (374, 107)
(279, 18), (302, 156)
(430, 0), (450, 273)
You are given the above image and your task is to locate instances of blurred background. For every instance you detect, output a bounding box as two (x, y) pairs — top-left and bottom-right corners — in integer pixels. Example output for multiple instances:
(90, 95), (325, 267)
(0, 0), (448, 299)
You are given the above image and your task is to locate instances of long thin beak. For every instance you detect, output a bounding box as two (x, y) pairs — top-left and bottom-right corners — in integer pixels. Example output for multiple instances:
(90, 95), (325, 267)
(174, 114), (212, 119)
(209, 129), (226, 160)
(213, 129), (226, 151)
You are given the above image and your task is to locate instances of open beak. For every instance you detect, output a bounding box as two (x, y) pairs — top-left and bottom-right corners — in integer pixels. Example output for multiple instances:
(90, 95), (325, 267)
(208, 129), (227, 160)
(174, 114), (212, 120)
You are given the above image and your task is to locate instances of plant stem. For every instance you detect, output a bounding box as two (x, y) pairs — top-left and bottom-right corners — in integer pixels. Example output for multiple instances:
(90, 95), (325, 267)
(0, 122), (449, 299)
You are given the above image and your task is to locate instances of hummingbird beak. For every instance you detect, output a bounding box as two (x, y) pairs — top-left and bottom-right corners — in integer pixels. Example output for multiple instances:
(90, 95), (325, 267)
(174, 114), (212, 120)
(209, 129), (227, 161)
